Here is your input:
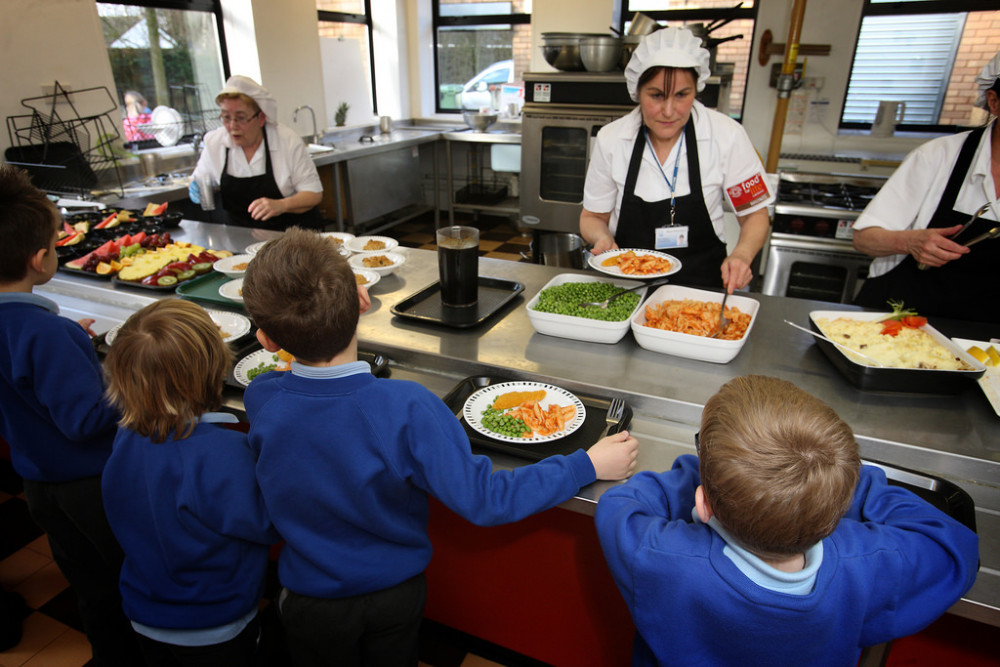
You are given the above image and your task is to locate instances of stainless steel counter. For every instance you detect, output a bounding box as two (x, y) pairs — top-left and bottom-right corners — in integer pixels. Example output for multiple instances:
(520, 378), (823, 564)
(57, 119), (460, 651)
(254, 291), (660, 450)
(36, 221), (1000, 626)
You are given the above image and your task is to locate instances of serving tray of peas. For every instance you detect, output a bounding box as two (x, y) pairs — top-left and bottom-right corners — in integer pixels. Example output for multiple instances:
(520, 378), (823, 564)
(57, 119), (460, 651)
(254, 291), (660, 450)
(526, 274), (653, 344)
(442, 375), (632, 462)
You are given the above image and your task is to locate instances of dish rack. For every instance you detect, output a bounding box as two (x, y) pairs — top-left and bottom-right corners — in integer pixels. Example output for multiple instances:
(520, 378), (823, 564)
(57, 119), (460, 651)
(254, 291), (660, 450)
(5, 82), (125, 197)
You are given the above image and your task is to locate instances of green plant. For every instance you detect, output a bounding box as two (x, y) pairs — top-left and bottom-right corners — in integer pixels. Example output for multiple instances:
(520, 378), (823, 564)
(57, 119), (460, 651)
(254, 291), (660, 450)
(335, 102), (349, 126)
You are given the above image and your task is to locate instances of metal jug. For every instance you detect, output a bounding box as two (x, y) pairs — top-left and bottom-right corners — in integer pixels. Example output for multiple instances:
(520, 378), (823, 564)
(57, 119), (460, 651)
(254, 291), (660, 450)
(871, 101), (906, 138)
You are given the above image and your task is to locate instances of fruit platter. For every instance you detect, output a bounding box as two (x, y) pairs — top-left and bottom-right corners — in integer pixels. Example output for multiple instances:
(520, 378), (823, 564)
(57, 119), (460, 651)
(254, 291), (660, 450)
(56, 203), (181, 264)
(63, 233), (233, 290)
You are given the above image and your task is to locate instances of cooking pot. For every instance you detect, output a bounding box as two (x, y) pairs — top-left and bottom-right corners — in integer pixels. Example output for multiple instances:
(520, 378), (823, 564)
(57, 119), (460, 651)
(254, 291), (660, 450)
(528, 233), (589, 268)
(627, 12), (659, 37)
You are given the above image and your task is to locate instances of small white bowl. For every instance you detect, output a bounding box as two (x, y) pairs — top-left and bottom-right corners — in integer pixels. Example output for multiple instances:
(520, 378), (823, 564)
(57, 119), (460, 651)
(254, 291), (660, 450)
(352, 268), (381, 289)
(526, 273), (648, 344)
(213, 254), (254, 279)
(347, 235), (399, 254)
(218, 278), (245, 302)
(321, 232), (355, 257)
(630, 285), (759, 364)
(244, 240), (269, 255)
(348, 251), (405, 277)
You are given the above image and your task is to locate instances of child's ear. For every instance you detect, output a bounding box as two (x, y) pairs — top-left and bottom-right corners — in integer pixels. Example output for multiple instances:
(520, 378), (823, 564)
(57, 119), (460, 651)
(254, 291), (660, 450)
(256, 329), (281, 352)
(28, 247), (49, 275)
(695, 485), (713, 523)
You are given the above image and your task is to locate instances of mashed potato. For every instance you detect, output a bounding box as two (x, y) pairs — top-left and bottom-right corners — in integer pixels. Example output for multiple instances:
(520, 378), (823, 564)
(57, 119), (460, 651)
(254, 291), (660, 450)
(815, 318), (971, 370)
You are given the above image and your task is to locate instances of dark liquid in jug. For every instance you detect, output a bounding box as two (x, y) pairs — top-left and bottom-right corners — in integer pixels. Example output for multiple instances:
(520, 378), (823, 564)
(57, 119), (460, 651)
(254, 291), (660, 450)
(438, 245), (479, 306)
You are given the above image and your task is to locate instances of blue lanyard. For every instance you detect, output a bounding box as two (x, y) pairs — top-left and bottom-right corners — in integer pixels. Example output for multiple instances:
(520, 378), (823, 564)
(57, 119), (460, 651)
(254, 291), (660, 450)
(644, 125), (685, 226)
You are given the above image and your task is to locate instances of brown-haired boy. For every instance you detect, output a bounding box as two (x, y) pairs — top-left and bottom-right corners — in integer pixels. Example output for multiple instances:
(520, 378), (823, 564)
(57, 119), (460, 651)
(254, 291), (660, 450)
(242, 227), (639, 665)
(102, 299), (277, 664)
(0, 164), (141, 663)
(596, 375), (979, 666)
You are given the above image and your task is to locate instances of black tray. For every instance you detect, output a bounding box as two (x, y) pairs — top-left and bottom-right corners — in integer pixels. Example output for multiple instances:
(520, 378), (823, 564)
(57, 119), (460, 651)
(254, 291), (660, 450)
(441, 375), (632, 462)
(390, 277), (524, 328)
(808, 315), (983, 394)
(112, 274), (204, 292)
(58, 263), (112, 280)
(868, 459), (977, 532)
(176, 272), (245, 310)
(224, 344), (390, 390)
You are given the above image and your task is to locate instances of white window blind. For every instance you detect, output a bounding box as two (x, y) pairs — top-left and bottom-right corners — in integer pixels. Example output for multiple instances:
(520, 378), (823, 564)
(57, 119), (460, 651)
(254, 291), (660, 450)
(842, 13), (965, 125)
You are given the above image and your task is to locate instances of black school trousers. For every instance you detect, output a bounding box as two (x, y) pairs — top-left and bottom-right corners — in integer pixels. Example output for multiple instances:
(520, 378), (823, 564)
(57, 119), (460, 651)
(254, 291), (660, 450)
(23, 475), (143, 666)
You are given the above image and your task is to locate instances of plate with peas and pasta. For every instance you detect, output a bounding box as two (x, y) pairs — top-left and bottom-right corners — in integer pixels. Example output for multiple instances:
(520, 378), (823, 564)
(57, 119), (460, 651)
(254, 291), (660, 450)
(462, 381), (586, 444)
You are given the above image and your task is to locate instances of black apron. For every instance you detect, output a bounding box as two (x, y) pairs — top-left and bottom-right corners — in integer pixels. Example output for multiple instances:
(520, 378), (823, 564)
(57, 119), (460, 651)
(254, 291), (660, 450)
(614, 121), (727, 288)
(220, 128), (324, 231)
(854, 126), (999, 322)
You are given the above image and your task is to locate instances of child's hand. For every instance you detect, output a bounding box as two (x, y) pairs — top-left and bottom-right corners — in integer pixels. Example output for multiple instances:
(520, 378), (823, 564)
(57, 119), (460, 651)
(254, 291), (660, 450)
(77, 318), (97, 337)
(587, 430), (638, 481)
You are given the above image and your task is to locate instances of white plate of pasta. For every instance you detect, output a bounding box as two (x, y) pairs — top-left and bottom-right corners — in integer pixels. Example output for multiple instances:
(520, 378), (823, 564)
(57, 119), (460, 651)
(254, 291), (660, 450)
(462, 381), (586, 444)
(588, 249), (681, 279)
(630, 285), (759, 363)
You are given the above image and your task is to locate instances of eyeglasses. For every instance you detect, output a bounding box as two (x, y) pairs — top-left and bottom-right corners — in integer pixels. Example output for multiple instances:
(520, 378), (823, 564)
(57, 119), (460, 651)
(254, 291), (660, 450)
(219, 111), (260, 126)
(694, 431), (700, 456)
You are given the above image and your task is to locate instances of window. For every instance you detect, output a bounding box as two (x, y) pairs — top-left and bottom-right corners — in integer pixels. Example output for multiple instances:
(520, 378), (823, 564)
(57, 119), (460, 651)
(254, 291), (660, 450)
(317, 1), (376, 120)
(841, 0), (1000, 132)
(618, 1), (757, 118)
(96, 1), (228, 148)
(434, 0), (531, 113)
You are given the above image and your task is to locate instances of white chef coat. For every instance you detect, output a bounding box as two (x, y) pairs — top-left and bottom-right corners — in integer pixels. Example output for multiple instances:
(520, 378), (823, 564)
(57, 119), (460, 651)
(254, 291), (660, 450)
(191, 123), (322, 198)
(583, 102), (773, 241)
(853, 120), (999, 278)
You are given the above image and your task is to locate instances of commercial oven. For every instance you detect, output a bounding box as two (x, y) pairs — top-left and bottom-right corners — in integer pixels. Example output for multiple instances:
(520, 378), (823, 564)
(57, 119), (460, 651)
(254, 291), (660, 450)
(519, 71), (633, 235)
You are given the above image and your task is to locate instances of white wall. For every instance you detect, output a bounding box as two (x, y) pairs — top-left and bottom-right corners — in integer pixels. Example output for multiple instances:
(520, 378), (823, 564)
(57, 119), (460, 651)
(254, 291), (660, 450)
(0, 0), (118, 158)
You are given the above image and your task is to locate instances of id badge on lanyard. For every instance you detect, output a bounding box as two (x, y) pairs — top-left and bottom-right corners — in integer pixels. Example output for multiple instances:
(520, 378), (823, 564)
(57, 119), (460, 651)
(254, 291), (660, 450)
(647, 128), (689, 250)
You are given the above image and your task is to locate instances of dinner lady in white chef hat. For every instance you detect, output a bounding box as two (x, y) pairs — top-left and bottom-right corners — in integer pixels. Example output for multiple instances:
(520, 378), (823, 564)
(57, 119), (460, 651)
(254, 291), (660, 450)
(189, 75), (324, 230)
(579, 27), (773, 292)
(852, 51), (1000, 322)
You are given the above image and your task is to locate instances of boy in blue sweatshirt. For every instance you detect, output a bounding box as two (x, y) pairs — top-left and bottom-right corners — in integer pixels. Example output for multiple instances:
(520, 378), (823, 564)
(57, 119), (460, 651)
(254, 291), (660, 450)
(102, 299), (279, 665)
(241, 227), (639, 666)
(0, 165), (141, 664)
(595, 375), (979, 667)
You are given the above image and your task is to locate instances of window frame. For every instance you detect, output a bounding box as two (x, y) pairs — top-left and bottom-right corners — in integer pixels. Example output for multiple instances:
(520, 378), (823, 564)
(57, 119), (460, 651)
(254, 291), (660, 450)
(431, 0), (531, 115)
(839, 0), (999, 134)
(317, 2), (378, 114)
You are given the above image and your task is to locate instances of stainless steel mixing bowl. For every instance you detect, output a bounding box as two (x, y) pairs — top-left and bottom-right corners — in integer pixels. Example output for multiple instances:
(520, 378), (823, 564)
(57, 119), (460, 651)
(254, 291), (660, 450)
(580, 36), (623, 72)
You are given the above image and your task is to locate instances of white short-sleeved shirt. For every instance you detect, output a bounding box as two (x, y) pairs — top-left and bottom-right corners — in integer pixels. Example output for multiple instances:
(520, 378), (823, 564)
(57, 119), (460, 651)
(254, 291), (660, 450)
(191, 123), (323, 198)
(583, 102), (774, 242)
(852, 121), (999, 278)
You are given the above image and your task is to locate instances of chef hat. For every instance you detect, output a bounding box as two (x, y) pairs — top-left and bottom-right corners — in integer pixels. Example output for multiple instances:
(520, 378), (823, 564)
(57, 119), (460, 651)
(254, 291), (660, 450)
(217, 75), (278, 124)
(625, 27), (712, 102)
(974, 51), (1000, 110)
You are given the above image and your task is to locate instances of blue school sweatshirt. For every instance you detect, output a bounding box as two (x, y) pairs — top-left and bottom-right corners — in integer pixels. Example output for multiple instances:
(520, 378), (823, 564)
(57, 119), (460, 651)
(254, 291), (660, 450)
(0, 293), (117, 481)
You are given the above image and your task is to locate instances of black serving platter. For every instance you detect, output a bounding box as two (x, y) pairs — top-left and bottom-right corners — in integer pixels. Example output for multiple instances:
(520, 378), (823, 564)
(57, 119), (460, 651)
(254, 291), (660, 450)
(441, 375), (632, 462)
(807, 311), (984, 394)
(390, 277), (524, 328)
(224, 344), (390, 390)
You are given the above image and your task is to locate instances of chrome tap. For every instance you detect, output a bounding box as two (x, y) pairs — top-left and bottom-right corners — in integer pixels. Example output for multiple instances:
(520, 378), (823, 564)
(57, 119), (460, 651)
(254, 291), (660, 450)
(293, 105), (319, 144)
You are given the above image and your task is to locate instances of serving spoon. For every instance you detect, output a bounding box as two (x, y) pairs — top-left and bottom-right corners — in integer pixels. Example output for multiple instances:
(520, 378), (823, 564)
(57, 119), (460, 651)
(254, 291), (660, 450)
(578, 278), (671, 309)
(784, 320), (885, 367)
(710, 292), (731, 338)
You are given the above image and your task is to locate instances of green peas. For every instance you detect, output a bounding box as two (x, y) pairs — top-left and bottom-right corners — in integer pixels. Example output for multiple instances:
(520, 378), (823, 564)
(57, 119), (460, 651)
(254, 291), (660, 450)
(480, 406), (529, 438)
(532, 281), (640, 322)
(246, 361), (277, 381)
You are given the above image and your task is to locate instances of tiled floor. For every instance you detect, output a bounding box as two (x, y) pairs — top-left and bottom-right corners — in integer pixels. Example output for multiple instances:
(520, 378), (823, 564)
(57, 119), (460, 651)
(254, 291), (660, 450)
(389, 212), (533, 263)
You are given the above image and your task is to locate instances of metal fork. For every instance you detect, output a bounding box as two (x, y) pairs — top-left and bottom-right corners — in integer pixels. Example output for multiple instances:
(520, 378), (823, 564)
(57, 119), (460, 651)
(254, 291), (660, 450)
(710, 292), (730, 338)
(600, 398), (626, 438)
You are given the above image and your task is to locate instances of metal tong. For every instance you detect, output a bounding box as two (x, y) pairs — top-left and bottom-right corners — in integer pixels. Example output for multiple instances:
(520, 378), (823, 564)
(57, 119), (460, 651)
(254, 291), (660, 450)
(917, 203), (992, 270)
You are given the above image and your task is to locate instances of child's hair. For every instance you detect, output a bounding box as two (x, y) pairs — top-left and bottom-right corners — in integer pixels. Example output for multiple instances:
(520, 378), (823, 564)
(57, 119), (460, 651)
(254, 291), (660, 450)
(698, 375), (860, 559)
(105, 300), (233, 443)
(242, 226), (359, 362)
(0, 165), (60, 283)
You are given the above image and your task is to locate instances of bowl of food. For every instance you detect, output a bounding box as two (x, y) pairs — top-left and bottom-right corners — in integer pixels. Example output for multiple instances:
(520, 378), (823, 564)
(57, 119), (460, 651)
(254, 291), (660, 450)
(213, 253), (253, 279)
(807, 309), (985, 393)
(352, 268), (380, 289)
(581, 35), (623, 72)
(630, 285), (759, 363)
(462, 111), (498, 133)
(526, 273), (648, 344)
(348, 251), (405, 277)
(321, 231), (355, 256)
(218, 278), (244, 302)
(346, 235), (399, 254)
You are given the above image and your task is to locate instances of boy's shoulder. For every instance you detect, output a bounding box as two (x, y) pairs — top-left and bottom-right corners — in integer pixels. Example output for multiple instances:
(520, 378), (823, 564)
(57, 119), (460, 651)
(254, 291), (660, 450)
(244, 372), (439, 412)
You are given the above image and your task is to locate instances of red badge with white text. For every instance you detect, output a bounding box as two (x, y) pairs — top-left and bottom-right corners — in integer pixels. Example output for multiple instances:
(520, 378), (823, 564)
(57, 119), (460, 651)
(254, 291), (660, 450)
(728, 173), (770, 212)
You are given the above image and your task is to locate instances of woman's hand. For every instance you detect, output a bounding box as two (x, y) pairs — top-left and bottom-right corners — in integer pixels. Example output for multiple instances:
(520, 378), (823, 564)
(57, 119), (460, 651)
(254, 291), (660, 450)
(248, 197), (286, 221)
(591, 236), (619, 255)
(904, 225), (969, 267)
(720, 254), (753, 293)
(580, 208), (617, 255)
